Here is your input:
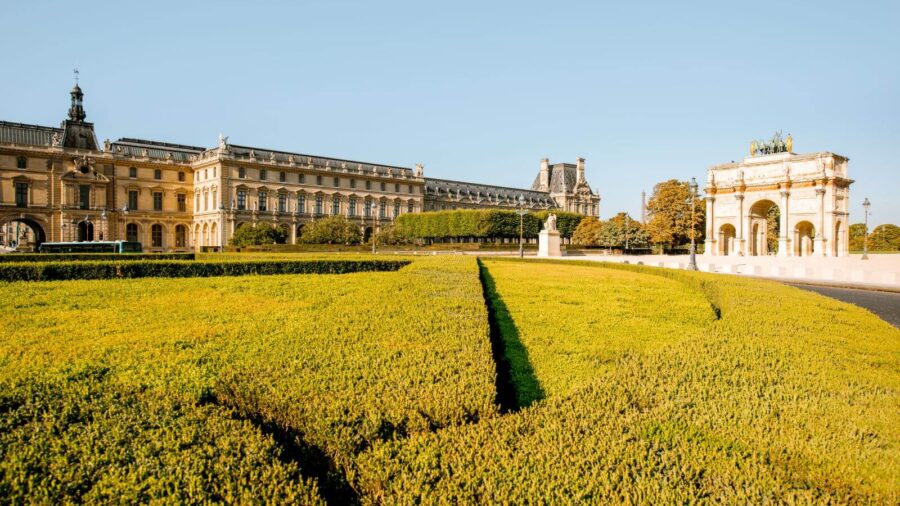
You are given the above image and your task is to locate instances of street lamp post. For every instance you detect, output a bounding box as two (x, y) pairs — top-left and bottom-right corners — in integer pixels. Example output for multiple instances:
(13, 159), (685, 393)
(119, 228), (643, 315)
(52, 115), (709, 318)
(515, 194), (527, 258)
(371, 201), (378, 254)
(688, 177), (699, 271)
(862, 197), (870, 260)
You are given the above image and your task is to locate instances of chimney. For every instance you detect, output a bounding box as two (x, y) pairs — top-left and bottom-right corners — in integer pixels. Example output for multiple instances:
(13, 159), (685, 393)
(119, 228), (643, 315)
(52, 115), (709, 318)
(576, 157), (585, 184)
(539, 158), (550, 191)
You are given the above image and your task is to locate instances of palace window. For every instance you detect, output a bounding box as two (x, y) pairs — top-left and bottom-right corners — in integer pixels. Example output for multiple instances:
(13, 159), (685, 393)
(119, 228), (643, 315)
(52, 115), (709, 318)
(315, 195), (323, 216)
(16, 156), (27, 169)
(153, 192), (163, 211)
(154, 169), (162, 180)
(333, 177), (339, 188)
(79, 185), (90, 210)
(379, 199), (386, 218)
(297, 194), (306, 214)
(349, 197), (357, 217)
(126, 223), (139, 243)
(332, 195), (340, 215)
(213, 167), (217, 177)
(151, 224), (163, 248)
(15, 182), (28, 207)
(278, 193), (287, 213)
(299, 173), (305, 184)
(203, 192), (209, 211)
(175, 225), (186, 248)
(395, 183), (400, 193)
(177, 193), (186, 212)
(204, 169), (207, 180)
(259, 169), (267, 181)
(129, 167), (137, 178)
(238, 167), (246, 179)
(394, 201), (401, 217)
(316, 175), (322, 186)
(407, 201), (414, 213)
(279, 171), (286, 182)
(408, 185), (414, 194)
(350, 179), (356, 189)
(258, 192), (268, 212)
(366, 180), (372, 190)
(178, 171), (185, 182)
(195, 194), (200, 211)
(237, 190), (247, 210)
(380, 182), (386, 191)
(212, 189), (217, 209)
(364, 198), (372, 217)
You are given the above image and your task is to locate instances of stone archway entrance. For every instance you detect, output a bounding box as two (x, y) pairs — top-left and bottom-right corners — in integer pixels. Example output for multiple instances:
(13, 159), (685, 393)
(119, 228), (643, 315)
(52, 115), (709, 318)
(77, 221), (95, 242)
(795, 221), (815, 257)
(0, 217), (46, 250)
(748, 200), (779, 256)
(718, 223), (736, 256)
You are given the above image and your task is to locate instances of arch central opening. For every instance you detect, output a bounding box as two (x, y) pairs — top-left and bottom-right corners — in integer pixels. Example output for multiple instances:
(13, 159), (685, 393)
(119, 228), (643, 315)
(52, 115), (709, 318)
(748, 200), (780, 256)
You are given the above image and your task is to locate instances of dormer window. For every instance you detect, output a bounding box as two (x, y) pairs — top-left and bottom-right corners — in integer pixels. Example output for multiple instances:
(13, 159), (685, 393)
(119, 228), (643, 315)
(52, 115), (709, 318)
(16, 156), (27, 169)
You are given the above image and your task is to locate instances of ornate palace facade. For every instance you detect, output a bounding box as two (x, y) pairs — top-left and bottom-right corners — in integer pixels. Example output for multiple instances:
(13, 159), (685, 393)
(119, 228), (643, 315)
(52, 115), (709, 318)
(0, 83), (599, 251)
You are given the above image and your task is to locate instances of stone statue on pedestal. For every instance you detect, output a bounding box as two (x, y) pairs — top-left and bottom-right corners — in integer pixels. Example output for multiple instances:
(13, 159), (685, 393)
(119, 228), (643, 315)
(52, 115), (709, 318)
(545, 213), (557, 232)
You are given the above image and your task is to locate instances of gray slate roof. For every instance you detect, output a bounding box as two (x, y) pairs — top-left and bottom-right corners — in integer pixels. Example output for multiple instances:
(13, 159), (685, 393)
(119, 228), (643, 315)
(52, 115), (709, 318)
(228, 144), (413, 175)
(531, 163), (582, 194)
(0, 121), (63, 147)
(111, 138), (203, 162)
(426, 177), (553, 206)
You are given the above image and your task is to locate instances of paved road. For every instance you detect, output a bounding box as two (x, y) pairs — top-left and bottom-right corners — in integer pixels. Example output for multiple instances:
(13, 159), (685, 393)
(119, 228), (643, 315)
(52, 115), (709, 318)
(788, 283), (900, 329)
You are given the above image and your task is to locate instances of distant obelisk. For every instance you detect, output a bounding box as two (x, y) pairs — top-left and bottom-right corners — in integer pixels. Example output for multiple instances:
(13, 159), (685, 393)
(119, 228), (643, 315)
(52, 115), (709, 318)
(641, 191), (646, 224)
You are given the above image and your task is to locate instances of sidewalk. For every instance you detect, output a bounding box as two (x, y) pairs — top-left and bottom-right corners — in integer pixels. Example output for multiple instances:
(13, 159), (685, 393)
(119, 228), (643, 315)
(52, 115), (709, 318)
(557, 253), (900, 292)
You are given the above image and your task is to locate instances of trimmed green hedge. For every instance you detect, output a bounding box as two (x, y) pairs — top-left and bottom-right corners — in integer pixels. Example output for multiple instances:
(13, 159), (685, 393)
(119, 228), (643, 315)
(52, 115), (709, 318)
(0, 259), (409, 282)
(0, 253), (195, 263)
(395, 209), (583, 241)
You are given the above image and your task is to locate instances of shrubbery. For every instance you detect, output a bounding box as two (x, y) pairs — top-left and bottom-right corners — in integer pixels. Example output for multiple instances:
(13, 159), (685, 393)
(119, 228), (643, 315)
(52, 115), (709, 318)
(299, 216), (362, 245)
(0, 259), (408, 282)
(395, 209), (583, 241)
(0, 252), (195, 263)
(230, 223), (289, 247)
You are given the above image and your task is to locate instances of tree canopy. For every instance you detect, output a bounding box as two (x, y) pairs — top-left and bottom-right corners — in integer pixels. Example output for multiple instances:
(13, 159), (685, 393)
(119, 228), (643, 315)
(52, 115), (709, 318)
(299, 216), (362, 245)
(229, 223), (288, 247)
(645, 179), (705, 248)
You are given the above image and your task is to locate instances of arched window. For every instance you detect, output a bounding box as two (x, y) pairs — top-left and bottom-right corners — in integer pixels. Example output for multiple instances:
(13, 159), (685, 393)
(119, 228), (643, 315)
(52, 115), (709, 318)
(151, 224), (164, 248)
(126, 223), (139, 243)
(175, 225), (187, 248)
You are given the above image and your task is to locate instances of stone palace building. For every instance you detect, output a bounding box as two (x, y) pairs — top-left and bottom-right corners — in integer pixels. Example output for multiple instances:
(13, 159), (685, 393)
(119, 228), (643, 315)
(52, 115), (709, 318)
(703, 136), (852, 257)
(0, 83), (600, 251)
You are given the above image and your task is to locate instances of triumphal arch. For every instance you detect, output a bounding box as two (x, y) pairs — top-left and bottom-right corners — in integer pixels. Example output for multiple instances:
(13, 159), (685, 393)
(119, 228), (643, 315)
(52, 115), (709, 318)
(703, 133), (852, 257)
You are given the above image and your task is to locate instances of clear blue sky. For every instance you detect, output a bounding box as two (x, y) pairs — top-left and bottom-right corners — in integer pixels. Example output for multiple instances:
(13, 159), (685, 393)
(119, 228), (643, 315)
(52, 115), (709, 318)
(2, 1), (897, 225)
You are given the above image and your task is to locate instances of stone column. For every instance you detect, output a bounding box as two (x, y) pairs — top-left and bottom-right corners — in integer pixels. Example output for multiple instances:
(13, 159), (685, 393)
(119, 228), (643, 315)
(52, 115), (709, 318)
(735, 194), (745, 256)
(814, 187), (826, 256)
(704, 196), (715, 255)
(778, 189), (790, 256)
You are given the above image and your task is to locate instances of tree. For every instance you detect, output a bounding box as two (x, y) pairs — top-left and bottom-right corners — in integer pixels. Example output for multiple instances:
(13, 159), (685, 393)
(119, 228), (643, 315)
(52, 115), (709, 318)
(849, 223), (867, 251)
(596, 213), (649, 249)
(766, 205), (780, 254)
(572, 217), (602, 246)
(868, 224), (900, 251)
(299, 216), (362, 245)
(229, 223), (288, 247)
(645, 179), (705, 249)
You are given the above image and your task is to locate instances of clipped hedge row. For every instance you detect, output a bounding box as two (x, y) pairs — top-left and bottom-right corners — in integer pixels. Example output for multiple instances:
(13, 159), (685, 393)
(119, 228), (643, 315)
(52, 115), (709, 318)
(0, 259), (409, 282)
(0, 252), (195, 263)
(395, 209), (583, 240)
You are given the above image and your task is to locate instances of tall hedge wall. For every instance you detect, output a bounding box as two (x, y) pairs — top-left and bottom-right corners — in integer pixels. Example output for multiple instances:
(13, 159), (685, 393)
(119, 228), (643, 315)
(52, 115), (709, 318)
(395, 210), (583, 241)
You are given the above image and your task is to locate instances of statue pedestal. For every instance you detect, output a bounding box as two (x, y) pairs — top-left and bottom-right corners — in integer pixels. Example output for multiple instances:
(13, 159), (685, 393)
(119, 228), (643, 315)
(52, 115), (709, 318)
(538, 229), (562, 257)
